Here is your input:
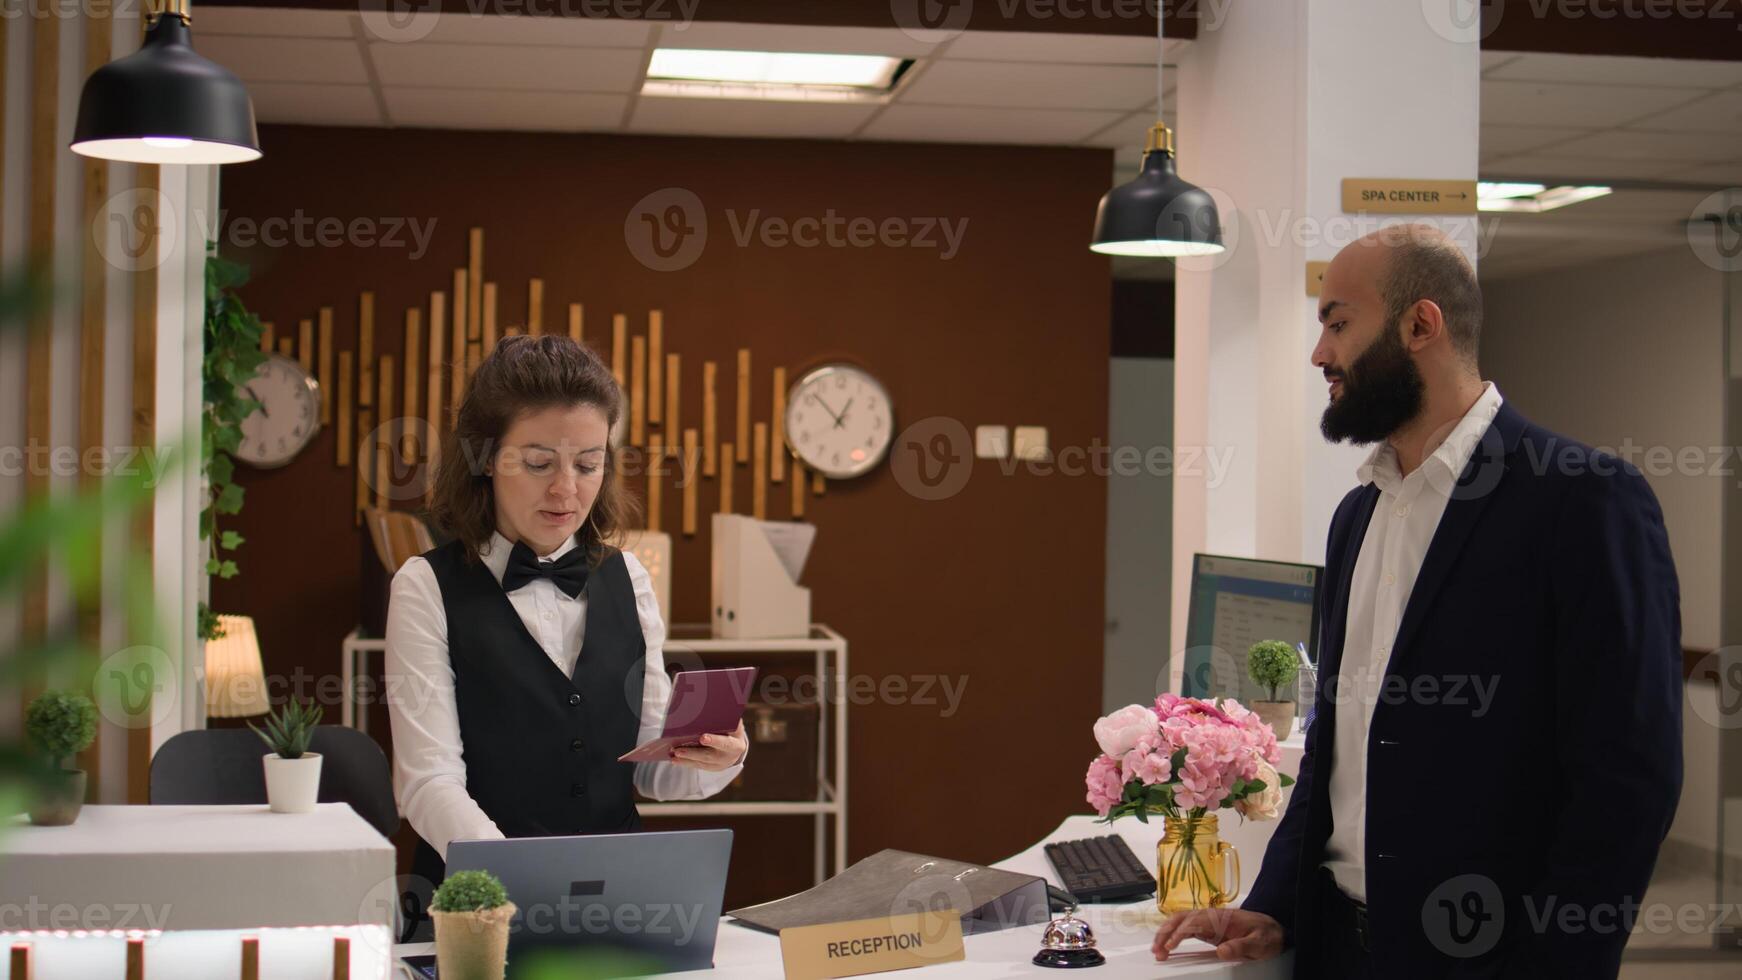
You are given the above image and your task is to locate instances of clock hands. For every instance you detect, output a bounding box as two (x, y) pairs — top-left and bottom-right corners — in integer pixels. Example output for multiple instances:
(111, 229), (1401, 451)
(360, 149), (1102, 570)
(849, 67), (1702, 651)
(246, 384), (268, 418)
(832, 398), (854, 429)
(813, 394), (844, 426)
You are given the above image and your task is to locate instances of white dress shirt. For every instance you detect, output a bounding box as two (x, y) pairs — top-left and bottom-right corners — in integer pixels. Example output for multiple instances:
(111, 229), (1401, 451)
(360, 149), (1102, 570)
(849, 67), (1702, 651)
(385, 531), (744, 860)
(1321, 383), (1503, 902)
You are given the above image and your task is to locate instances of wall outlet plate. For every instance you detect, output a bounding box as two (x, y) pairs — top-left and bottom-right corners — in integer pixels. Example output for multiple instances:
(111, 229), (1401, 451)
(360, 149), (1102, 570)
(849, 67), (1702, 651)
(975, 425), (1009, 459)
(1013, 426), (1048, 461)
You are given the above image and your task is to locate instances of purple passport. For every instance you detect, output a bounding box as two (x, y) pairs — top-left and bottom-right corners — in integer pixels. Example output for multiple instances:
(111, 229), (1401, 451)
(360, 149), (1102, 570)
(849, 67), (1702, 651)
(617, 666), (758, 763)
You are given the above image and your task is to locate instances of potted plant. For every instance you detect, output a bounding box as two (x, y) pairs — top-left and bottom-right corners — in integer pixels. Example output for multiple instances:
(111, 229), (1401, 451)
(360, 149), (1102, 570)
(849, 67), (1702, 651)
(248, 699), (323, 813)
(431, 869), (517, 980)
(25, 691), (97, 825)
(1246, 640), (1301, 738)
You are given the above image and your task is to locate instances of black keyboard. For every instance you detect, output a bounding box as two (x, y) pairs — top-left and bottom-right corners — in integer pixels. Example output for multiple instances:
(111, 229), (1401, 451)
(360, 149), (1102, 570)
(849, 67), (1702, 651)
(1044, 835), (1157, 903)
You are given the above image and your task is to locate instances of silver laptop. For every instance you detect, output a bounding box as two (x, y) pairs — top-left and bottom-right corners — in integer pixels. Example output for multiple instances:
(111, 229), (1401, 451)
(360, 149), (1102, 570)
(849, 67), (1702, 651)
(445, 829), (733, 974)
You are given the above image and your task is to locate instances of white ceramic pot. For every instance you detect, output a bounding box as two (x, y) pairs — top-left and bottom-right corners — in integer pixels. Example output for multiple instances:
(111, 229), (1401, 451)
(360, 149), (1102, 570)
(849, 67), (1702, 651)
(1251, 701), (1296, 740)
(262, 752), (323, 813)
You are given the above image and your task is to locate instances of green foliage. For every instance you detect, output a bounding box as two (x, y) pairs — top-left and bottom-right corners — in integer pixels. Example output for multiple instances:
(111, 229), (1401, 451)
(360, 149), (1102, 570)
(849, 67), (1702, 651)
(432, 870), (509, 913)
(1246, 640), (1300, 702)
(199, 252), (267, 640)
(248, 699), (323, 759)
(26, 692), (97, 770)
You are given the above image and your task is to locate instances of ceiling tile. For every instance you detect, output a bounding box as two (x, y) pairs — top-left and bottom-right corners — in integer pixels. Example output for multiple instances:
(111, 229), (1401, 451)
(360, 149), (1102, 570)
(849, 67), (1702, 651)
(899, 61), (1156, 111)
(652, 23), (939, 58)
(196, 6), (355, 38)
(1082, 112), (1161, 150)
(628, 96), (880, 138)
(383, 89), (628, 132)
(1481, 152), (1694, 182)
(1484, 53), (1742, 89)
(199, 35), (368, 85)
(861, 104), (1126, 144)
(370, 43), (644, 92)
(942, 31), (1167, 65)
(362, 12), (651, 47)
(247, 83), (383, 127)
(1478, 123), (1592, 160)
(1541, 128), (1742, 164)
(1626, 89), (1742, 134)
(1480, 79), (1705, 129)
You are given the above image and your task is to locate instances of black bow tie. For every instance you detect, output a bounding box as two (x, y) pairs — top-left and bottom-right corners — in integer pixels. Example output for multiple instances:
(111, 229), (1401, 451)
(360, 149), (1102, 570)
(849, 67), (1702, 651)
(501, 540), (589, 598)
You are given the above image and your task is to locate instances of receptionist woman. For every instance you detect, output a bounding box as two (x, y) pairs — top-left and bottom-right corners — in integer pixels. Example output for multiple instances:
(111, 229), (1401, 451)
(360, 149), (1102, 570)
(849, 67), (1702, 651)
(385, 334), (747, 890)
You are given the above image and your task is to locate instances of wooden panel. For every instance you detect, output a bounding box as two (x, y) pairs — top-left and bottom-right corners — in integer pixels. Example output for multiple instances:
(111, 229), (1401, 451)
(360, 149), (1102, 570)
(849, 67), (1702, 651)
(528, 278), (543, 335)
(719, 442), (735, 514)
(702, 361), (718, 477)
(376, 356), (394, 511)
(277, 337), (292, 357)
(664, 354), (680, 438)
(358, 292), (375, 407)
(401, 309), (421, 463)
(77, 46), (109, 791)
(812, 469), (825, 496)
(770, 366), (787, 483)
(611, 314), (626, 386)
(126, 937), (143, 980)
(298, 319), (314, 373)
(128, 164), (161, 804)
(336, 351), (353, 466)
(467, 228), (483, 342)
(791, 458), (806, 518)
(355, 406), (373, 525)
(629, 334), (646, 445)
(751, 422), (768, 519)
(259, 321), (274, 353)
(648, 309), (663, 424)
(317, 308), (334, 424)
(23, 8), (58, 664)
(568, 303), (582, 343)
(426, 292), (446, 503)
(646, 437), (662, 533)
(482, 281), (498, 356)
(734, 349), (751, 463)
(682, 428), (699, 536)
(450, 269), (467, 410)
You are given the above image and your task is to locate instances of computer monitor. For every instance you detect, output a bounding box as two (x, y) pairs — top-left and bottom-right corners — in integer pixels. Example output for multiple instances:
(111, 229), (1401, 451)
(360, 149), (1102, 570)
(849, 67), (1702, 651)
(1180, 553), (1322, 703)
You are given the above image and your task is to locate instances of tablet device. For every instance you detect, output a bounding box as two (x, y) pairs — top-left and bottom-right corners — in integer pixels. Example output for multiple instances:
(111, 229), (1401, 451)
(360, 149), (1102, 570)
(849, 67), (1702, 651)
(616, 666), (757, 763)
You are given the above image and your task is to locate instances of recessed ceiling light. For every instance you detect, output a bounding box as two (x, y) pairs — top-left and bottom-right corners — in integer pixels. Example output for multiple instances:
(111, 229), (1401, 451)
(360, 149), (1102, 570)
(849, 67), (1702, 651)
(647, 49), (904, 89)
(1477, 183), (1611, 213)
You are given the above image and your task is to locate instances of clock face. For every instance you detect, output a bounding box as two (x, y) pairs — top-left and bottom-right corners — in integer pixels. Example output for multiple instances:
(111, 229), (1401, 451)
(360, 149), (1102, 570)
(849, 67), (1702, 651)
(784, 364), (893, 479)
(236, 355), (321, 468)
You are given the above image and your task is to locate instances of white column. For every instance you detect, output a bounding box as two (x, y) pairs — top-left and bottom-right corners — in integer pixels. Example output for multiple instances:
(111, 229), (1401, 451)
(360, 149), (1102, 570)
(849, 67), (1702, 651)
(1168, 0), (1480, 691)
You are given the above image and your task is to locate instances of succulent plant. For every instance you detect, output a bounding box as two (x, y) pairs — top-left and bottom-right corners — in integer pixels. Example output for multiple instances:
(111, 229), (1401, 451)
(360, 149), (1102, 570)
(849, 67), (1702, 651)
(432, 870), (509, 913)
(247, 699), (323, 759)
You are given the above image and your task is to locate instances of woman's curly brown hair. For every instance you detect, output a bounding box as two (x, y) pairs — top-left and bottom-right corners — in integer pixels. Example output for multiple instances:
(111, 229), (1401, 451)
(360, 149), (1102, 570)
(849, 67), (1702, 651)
(428, 335), (640, 565)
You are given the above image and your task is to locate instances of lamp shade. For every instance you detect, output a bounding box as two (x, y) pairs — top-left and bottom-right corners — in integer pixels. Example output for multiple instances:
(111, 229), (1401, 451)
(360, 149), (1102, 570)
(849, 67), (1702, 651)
(71, 11), (261, 165)
(1090, 127), (1224, 258)
(204, 614), (269, 718)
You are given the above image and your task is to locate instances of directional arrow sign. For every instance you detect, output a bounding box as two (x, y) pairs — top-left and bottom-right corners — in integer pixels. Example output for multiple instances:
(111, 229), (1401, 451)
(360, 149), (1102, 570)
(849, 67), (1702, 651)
(1342, 178), (1478, 215)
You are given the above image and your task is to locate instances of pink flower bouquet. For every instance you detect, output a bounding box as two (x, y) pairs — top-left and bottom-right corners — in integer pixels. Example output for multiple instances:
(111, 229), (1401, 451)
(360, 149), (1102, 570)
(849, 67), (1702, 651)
(1085, 694), (1294, 824)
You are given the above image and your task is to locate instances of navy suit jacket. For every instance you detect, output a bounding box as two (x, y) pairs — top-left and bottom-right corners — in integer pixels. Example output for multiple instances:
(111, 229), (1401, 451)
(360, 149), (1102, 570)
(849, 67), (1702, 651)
(1242, 402), (1683, 978)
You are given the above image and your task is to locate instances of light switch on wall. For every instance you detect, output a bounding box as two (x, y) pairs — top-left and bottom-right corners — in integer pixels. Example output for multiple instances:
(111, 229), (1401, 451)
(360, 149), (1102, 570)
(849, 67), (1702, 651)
(975, 425), (1009, 459)
(1013, 426), (1049, 461)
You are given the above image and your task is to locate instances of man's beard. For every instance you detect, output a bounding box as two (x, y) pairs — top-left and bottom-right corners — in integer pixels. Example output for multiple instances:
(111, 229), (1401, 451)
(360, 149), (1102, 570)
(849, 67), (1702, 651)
(1320, 324), (1424, 444)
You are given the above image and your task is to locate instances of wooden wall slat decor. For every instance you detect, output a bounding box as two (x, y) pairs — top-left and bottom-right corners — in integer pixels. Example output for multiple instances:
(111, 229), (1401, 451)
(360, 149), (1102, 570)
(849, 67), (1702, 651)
(426, 292), (446, 504)
(358, 292), (375, 408)
(719, 442), (735, 514)
(646, 436), (662, 533)
(450, 269), (466, 412)
(630, 335), (646, 445)
(481, 282), (498, 356)
(734, 349), (750, 463)
(298, 319), (314, 373)
(336, 352), (353, 466)
(751, 422), (767, 520)
(527, 278), (543, 336)
(611, 314), (626, 387)
(259, 321), (274, 353)
(467, 229), (482, 348)
(568, 303), (582, 344)
(664, 354), (680, 440)
(375, 356), (393, 512)
(702, 361), (718, 477)
(23, 10), (59, 672)
(318, 308), (334, 424)
(682, 428), (699, 536)
(401, 310), (421, 463)
(128, 163), (161, 803)
(770, 366), (786, 484)
(648, 310), (663, 425)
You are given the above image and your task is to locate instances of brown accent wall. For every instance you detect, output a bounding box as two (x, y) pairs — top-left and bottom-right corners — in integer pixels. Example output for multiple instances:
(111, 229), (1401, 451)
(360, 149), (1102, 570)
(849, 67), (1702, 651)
(214, 125), (1112, 907)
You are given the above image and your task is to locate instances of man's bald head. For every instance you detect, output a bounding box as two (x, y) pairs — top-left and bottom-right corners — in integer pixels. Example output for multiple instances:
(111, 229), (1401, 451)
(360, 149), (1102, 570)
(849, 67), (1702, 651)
(1361, 223), (1483, 364)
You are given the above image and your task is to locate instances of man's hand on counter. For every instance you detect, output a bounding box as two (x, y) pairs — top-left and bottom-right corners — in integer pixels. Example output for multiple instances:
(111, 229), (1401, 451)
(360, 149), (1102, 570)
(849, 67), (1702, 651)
(1152, 907), (1285, 963)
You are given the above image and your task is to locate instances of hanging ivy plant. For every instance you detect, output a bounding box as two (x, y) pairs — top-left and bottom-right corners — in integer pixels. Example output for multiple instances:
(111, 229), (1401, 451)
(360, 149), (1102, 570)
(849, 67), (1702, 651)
(198, 252), (267, 641)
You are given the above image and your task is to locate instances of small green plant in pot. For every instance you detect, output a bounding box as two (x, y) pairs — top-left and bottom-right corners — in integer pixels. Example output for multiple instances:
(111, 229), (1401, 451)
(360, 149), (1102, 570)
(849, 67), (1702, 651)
(1246, 640), (1302, 738)
(431, 870), (517, 980)
(25, 692), (98, 825)
(248, 699), (324, 813)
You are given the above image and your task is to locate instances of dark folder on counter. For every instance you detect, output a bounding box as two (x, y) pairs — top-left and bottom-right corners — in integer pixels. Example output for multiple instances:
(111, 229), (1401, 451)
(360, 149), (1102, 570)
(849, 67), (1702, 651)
(728, 849), (1049, 935)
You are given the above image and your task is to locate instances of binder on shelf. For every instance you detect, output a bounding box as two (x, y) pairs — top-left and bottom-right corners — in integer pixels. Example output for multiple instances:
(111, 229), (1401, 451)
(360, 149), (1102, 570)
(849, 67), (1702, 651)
(711, 514), (813, 639)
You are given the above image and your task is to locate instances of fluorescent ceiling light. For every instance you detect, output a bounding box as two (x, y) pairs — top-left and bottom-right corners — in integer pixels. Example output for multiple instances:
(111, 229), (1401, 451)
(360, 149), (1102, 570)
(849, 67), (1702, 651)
(648, 49), (903, 89)
(1477, 183), (1611, 213)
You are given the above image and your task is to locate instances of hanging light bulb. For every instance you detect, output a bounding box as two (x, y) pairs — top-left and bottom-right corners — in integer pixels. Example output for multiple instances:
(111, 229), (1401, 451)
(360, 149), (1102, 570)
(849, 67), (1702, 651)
(71, 0), (261, 165)
(1088, 11), (1221, 258)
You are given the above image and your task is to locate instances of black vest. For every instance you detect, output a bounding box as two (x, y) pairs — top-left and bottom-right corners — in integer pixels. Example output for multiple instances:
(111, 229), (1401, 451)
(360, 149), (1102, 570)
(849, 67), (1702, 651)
(410, 539), (646, 887)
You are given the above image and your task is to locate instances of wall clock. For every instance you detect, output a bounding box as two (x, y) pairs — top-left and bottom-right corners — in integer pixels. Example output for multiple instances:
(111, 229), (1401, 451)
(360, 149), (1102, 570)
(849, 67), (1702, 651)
(236, 354), (321, 468)
(784, 363), (893, 479)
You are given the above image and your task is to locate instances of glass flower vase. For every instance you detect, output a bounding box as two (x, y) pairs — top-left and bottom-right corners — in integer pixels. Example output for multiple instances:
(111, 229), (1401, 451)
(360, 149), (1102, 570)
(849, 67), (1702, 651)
(1156, 812), (1240, 914)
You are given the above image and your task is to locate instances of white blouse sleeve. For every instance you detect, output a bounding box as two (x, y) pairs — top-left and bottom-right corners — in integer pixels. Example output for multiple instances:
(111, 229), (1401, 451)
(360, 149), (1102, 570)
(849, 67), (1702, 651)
(384, 556), (506, 860)
(624, 551), (748, 801)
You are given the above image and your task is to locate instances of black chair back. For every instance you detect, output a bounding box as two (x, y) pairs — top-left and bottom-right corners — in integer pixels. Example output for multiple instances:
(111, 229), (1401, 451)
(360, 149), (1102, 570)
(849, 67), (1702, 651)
(150, 725), (400, 839)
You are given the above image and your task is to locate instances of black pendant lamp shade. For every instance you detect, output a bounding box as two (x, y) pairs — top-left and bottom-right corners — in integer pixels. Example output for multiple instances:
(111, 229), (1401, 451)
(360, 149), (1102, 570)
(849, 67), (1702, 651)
(1090, 124), (1223, 257)
(72, 3), (261, 165)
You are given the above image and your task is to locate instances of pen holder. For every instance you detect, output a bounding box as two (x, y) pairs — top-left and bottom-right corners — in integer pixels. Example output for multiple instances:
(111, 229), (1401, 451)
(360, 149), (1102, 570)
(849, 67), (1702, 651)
(1156, 813), (1239, 914)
